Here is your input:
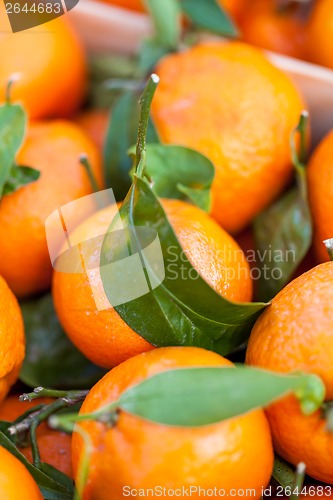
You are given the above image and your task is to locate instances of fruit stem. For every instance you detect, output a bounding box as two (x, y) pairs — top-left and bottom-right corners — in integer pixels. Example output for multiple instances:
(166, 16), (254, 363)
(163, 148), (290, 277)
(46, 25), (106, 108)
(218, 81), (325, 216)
(135, 74), (160, 177)
(290, 110), (309, 171)
(80, 154), (100, 193)
(290, 462), (306, 499)
(322, 402), (333, 432)
(5, 75), (20, 103)
(19, 387), (88, 402)
(324, 239), (333, 262)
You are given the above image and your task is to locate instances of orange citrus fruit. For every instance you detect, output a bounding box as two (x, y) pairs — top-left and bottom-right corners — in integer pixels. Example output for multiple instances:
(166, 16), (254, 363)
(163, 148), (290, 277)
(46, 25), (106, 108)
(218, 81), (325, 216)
(0, 120), (102, 298)
(152, 41), (306, 233)
(72, 346), (273, 499)
(240, 0), (305, 59)
(0, 6), (86, 119)
(246, 262), (333, 484)
(0, 275), (25, 404)
(307, 130), (333, 263)
(75, 109), (109, 153)
(0, 445), (42, 499)
(306, 0), (333, 69)
(0, 396), (72, 477)
(53, 199), (252, 369)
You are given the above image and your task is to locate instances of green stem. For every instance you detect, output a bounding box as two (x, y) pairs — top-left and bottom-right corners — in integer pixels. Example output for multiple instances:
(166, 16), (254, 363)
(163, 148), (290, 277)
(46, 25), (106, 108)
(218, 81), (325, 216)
(322, 402), (333, 432)
(5, 76), (19, 103)
(80, 154), (100, 193)
(49, 401), (119, 432)
(324, 239), (333, 262)
(290, 462), (306, 499)
(29, 421), (41, 467)
(290, 110), (309, 171)
(135, 74), (160, 177)
(19, 387), (88, 402)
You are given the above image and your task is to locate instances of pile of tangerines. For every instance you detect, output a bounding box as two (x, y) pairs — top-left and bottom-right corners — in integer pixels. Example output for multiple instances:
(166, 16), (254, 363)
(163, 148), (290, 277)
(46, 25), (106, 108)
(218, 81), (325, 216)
(1, 0), (333, 499)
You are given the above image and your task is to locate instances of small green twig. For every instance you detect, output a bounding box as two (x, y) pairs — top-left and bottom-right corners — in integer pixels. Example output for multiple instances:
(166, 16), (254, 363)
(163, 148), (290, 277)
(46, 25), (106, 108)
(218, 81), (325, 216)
(324, 239), (333, 262)
(135, 74), (160, 177)
(290, 110), (309, 171)
(5, 74), (20, 103)
(80, 154), (100, 193)
(19, 387), (88, 403)
(290, 462), (306, 499)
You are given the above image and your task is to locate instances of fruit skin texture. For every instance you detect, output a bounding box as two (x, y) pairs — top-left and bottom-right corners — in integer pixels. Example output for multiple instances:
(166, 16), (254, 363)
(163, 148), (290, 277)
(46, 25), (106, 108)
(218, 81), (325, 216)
(72, 346), (274, 500)
(152, 41), (305, 233)
(0, 397), (72, 477)
(306, 0), (333, 69)
(0, 120), (102, 298)
(239, 0), (305, 59)
(0, 275), (25, 404)
(53, 199), (252, 369)
(246, 262), (333, 484)
(0, 7), (86, 119)
(307, 130), (333, 263)
(0, 445), (42, 499)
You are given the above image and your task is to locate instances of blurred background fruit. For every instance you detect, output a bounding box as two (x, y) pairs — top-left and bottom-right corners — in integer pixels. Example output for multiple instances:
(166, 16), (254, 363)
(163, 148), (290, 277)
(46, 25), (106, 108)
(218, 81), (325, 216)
(307, 130), (333, 263)
(0, 397), (72, 477)
(239, 0), (305, 59)
(306, 0), (333, 69)
(72, 347), (273, 499)
(75, 109), (110, 153)
(0, 275), (25, 404)
(0, 120), (102, 298)
(0, 5), (86, 119)
(53, 199), (252, 369)
(246, 262), (333, 484)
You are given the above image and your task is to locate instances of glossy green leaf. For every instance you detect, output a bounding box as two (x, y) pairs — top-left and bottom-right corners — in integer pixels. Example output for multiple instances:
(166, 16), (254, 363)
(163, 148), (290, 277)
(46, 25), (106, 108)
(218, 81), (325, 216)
(20, 294), (105, 389)
(129, 144), (215, 211)
(180, 0), (238, 37)
(116, 366), (324, 426)
(101, 175), (267, 356)
(0, 431), (73, 499)
(3, 164), (40, 195)
(0, 101), (26, 197)
(273, 455), (297, 488)
(253, 112), (312, 302)
(144, 0), (181, 49)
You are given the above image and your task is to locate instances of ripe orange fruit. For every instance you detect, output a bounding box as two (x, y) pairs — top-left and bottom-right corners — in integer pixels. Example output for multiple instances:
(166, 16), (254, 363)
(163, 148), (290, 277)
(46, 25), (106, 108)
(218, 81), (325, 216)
(239, 0), (305, 59)
(75, 109), (109, 153)
(0, 6), (86, 119)
(307, 130), (333, 263)
(246, 262), (333, 484)
(0, 275), (25, 404)
(0, 445), (42, 499)
(53, 199), (252, 369)
(306, 0), (333, 69)
(0, 120), (102, 298)
(72, 347), (273, 499)
(152, 41), (305, 233)
(0, 396), (72, 477)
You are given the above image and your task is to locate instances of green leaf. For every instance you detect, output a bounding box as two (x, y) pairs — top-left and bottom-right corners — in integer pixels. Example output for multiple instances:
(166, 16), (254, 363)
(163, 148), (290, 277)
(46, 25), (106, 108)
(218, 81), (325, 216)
(273, 455), (297, 488)
(144, 0), (181, 49)
(103, 91), (140, 200)
(138, 38), (171, 76)
(116, 366), (324, 426)
(0, 431), (73, 499)
(180, 0), (238, 37)
(3, 164), (40, 195)
(253, 112), (312, 302)
(101, 175), (267, 356)
(38, 462), (74, 492)
(129, 144), (214, 211)
(0, 101), (26, 197)
(20, 294), (106, 389)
